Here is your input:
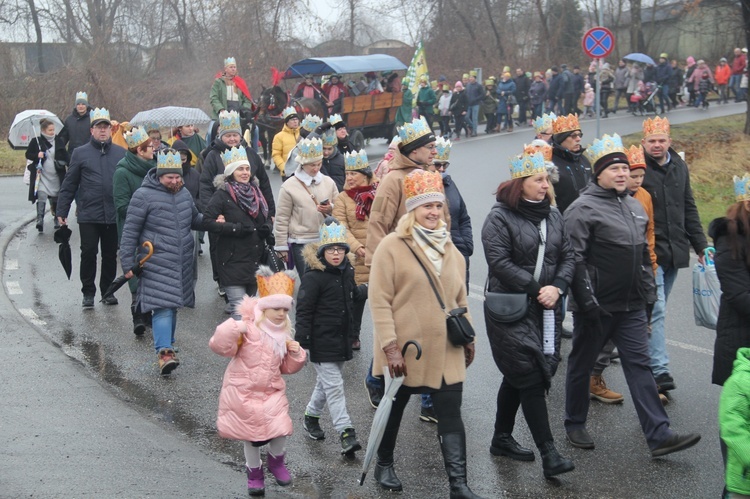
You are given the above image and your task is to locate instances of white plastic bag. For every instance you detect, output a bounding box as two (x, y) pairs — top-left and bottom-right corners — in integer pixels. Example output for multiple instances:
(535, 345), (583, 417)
(23, 159), (31, 185)
(692, 251), (721, 330)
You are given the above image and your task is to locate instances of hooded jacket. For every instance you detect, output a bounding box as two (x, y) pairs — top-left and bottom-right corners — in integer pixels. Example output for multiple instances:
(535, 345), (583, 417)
(563, 183), (656, 313)
(59, 106), (92, 153)
(718, 347), (750, 496)
(321, 147), (346, 192)
(709, 217), (750, 386)
(271, 124), (300, 174)
(295, 243), (367, 362)
(113, 151), (155, 240)
(56, 136), (126, 224)
(642, 148), (707, 269)
(551, 143), (591, 214)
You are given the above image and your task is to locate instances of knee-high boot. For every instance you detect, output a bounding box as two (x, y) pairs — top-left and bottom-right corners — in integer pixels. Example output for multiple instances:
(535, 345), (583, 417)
(36, 200), (45, 232)
(439, 432), (485, 499)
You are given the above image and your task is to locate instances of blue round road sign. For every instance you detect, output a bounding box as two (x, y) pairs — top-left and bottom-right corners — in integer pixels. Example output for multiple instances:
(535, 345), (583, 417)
(582, 27), (615, 58)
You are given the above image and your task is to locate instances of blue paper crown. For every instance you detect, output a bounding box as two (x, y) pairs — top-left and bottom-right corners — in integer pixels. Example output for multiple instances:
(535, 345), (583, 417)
(75, 91), (88, 102)
(301, 114), (322, 132)
(345, 150), (369, 171)
(218, 110), (241, 134)
(583, 133), (626, 166)
(224, 57), (236, 66)
(124, 126), (149, 148)
(328, 114), (343, 126)
(397, 116), (432, 146)
(510, 152), (547, 180)
(434, 136), (451, 162)
(221, 146), (249, 168)
(157, 151), (182, 170)
(734, 173), (750, 202)
(296, 137), (323, 164)
(319, 220), (348, 247)
(89, 107), (110, 123)
(533, 112), (557, 134)
(144, 122), (160, 133)
(282, 107), (298, 120)
(321, 128), (338, 147)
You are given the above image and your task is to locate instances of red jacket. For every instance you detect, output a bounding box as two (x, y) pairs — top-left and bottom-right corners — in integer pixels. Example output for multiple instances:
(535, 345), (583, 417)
(715, 64), (731, 85)
(732, 54), (747, 76)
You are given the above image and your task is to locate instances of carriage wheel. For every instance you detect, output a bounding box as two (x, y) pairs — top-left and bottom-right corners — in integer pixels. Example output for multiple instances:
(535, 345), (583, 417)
(350, 130), (365, 151)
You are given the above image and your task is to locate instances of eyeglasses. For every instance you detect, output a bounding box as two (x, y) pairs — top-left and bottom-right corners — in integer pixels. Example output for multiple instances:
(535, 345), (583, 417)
(570, 132), (584, 139)
(422, 144), (437, 151)
(435, 162), (449, 170)
(324, 247), (346, 254)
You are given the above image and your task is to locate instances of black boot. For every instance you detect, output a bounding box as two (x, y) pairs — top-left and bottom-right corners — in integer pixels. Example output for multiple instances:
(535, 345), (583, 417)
(539, 441), (575, 479)
(490, 433), (535, 461)
(439, 432), (485, 499)
(36, 201), (45, 232)
(132, 305), (146, 336)
(374, 454), (402, 491)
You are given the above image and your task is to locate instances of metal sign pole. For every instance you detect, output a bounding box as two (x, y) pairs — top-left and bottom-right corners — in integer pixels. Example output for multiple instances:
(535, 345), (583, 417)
(596, 59), (601, 137)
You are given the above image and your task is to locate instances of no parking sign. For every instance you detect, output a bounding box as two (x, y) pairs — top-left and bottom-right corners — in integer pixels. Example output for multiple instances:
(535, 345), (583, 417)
(582, 27), (615, 59)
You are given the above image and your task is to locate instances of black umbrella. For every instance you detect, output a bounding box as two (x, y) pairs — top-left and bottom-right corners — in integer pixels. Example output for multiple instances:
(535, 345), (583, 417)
(100, 241), (154, 302)
(54, 225), (73, 279)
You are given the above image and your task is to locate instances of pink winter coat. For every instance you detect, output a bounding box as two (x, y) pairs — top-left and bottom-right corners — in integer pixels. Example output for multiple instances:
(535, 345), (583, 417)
(209, 296), (307, 442)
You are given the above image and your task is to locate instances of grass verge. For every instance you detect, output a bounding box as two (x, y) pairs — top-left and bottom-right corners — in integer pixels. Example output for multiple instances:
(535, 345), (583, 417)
(0, 141), (26, 175)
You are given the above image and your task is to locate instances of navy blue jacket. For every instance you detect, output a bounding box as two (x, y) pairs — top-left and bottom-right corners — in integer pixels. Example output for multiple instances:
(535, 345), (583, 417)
(443, 174), (473, 257)
(655, 61), (673, 85)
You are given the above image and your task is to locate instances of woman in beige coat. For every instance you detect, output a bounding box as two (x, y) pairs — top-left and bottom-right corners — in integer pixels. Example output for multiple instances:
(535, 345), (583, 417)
(369, 169), (482, 499)
(332, 149), (377, 350)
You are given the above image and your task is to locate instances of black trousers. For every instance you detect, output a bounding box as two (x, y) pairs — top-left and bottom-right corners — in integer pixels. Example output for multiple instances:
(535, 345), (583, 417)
(351, 298), (366, 341)
(79, 223), (118, 297)
(495, 377), (553, 446)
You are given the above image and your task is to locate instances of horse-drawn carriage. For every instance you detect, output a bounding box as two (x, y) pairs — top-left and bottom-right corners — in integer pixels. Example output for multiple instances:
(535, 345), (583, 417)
(256, 54), (407, 163)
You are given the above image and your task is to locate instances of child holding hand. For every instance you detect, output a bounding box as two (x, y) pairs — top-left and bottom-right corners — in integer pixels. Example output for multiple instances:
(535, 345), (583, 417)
(209, 266), (306, 497)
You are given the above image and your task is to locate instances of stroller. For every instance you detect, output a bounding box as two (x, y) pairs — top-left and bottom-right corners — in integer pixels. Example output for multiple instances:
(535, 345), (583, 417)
(630, 81), (659, 115)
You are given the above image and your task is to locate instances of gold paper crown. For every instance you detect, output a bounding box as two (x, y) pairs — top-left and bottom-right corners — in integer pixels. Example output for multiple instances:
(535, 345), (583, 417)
(257, 271), (295, 299)
(552, 114), (580, 135)
(124, 126), (149, 149)
(524, 142), (552, 162)
(404, 170), (444, 211)
(642, 116), (670, 138)
(627, 145), (646, 169)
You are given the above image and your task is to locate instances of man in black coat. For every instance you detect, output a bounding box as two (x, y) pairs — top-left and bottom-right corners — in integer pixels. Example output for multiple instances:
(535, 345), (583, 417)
(58, 91), (92, 155)
(513, 68), (531, 127)
(549, 115), (591, 214)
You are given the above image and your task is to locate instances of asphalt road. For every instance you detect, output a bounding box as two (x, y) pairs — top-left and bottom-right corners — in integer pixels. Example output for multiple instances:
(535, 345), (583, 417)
(1, 101), (746, 498)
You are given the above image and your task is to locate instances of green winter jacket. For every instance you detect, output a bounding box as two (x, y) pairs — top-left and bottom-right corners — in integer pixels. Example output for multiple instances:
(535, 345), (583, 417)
(113, 152), (156, 241)
(416, 86), (437, 116)
(209, 78), (254, 119)
(719, 347), (750, 495)
(395, 89), (413, 126)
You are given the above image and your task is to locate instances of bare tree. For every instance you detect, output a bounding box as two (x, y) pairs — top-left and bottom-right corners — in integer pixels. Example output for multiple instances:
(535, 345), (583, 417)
(27, 0), (45, 72)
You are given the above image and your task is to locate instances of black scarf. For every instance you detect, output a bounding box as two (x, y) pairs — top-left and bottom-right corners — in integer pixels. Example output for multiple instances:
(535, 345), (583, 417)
(516, 198), (551, 224)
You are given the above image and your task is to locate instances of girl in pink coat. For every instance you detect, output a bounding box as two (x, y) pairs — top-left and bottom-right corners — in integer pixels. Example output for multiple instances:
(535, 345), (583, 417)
(209, 266), (306, 497)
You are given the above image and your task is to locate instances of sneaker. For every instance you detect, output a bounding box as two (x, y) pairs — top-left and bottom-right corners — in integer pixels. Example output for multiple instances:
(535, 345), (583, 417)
(101, 295), (119, 305)
(419, 406), (438, 424)
(157, 348), (179, 375)
(654, 373), (676, 393)
(651, 432), (701, 458)
(303, 414), (325, 440)
(364, 379), (383, 409)
(217, 284), (226, 297)
(82, 295), (95, 309)
(340, 427), (362, 455)
(590, 375), (624, 404)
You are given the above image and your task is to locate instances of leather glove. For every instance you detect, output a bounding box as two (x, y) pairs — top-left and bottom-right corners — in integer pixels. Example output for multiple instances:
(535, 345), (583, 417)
(257, 223), (272, 240)
(646, 302), (654, 324)
(383, 341), (407, 378)
(314, 122), (333, 134)
(583, 306), (611, 334)
(464, 342), (475, 368)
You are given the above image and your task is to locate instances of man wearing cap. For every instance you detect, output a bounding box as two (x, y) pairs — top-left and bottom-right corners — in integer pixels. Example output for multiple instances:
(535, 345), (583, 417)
(59, 91), (93, 155)
(549, 114), (591, 214)
(715, 57), (731, 104)
(56, 108), (127, 309)
(655, 53), (673, 114)
(465, 71), (483, 137)
(563, 133), (701, 457)
(640, 117), (708, 394)
(730, 48), (747, 102)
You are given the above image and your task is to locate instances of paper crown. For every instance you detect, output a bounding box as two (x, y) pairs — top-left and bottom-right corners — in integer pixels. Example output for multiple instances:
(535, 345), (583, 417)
(156, 151), (182, 175)
(321, 128), (338, 147)
(434, 136), (451, 162)
(144, 122), (160, 133)
(319, 218), (348, 248)
(218, 110), (241, 134)
(301, 114), (322, 132)
(404, 169), (444, 212)
(221, 146), (249, 168)
(124, 126), (149, 149)
(734, 174), (750, 202)
(89, 107), (111, 124)
(533, 112), (557, 134)
(627, 145), (646, 169)
(584, 133), (626, 167)
(282, 106), (298, 120)
(345, 150), (369, 171)
(510, 152), (547, 180)
(469, 70), (477, 77)
(224, 56), (236, 66)
(643, 116), (670, 138)
(328, 113), (344, 126)
(295, 137), (323, 164)
(462, 73), (469, 79)
(552, 114), (580, 134)
(398, 116), (432, 147)
(524, 141), (553, 162)
(256, 266), (296, 310)
(75, 91), (88, 103)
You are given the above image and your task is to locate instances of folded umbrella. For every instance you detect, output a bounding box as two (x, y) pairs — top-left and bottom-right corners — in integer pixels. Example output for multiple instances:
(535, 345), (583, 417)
(100, 241), (154, 302)
(53, 225), (72, 279)
(359, 340), (422, 486)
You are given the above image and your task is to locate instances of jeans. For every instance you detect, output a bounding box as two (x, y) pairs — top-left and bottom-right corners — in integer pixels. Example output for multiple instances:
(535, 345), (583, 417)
(532, 103), (543, 120)
(78, 223), (118, 297)
(306, 361), (353, 433)
(466, 104), (479, 132)
(152, 308), (177, 352)
(224, 283), (258, 320)
(658, 83), (670, 113)
(613, 88), (628, 111)
(649, 265), (678, 376)
(366, 358), (384, 389)
(729, 74), (741, 100)
(289, 242), (307, 274)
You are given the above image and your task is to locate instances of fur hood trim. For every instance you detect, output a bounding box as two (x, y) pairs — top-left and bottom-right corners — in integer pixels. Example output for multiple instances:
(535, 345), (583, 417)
(301, 241), (355, 270)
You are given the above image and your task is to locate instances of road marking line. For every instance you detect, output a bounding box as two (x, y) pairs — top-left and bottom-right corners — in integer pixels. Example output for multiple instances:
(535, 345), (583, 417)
(4, 259), (19, 270)
(666, 339), (713, 356)
(6, 281), (22, 295)
(19, 308), (46, 326)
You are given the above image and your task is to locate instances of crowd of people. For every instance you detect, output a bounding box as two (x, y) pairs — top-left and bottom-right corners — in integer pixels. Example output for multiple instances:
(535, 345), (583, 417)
(23, 49), (750, 498)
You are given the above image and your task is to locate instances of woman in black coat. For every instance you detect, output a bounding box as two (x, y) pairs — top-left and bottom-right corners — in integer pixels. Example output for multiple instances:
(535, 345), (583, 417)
(25, 119), (69, 232)
(481, 151), (575, 479)
(204, 148), (272, 319)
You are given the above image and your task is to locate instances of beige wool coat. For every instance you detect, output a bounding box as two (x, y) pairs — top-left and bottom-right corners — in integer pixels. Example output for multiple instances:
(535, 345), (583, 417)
(332, 187), (374, 285)
(369, 220), (471, 389)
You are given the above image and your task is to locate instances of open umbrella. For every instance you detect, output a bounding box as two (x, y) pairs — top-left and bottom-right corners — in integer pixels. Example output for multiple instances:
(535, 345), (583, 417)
(623, 53), (656, 66)
(130, 107), (211, 128)
(100, 241), (154, 302)
(359, 340), (422, 486)
(8, 110), (64, 150)
(54, 225), (73, 279)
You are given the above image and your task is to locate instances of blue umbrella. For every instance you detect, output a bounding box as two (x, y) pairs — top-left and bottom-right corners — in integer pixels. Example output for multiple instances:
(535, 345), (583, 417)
(623, 53), (656, 66)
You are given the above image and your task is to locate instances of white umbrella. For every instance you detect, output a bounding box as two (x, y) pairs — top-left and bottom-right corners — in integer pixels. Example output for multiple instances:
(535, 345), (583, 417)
(130, 106), (211, 128)
(359, 340), (422, 486)
(8, 109), (64, 150)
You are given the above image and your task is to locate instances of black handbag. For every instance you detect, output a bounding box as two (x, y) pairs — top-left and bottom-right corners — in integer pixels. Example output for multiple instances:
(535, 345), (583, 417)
(404, 242), (475, 346)
(484, 219), (547, 323)
(261, 241), (286, 272)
